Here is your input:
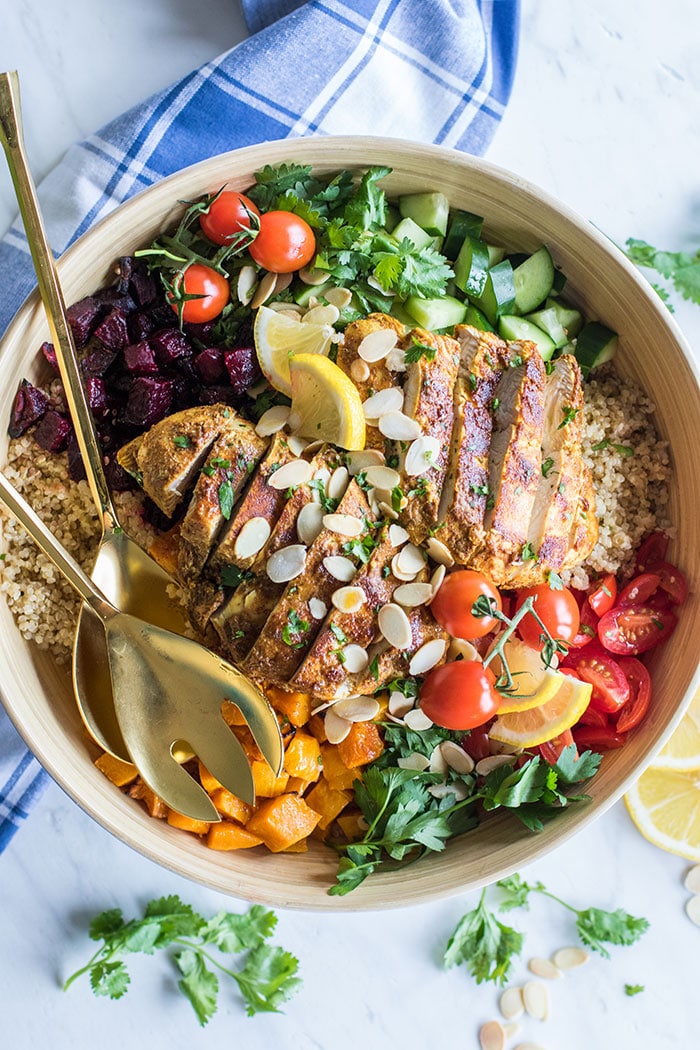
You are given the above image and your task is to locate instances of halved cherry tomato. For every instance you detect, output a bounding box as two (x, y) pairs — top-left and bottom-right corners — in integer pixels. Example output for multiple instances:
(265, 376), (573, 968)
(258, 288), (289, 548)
(199, 190), (260, 245)
(515, 585), (580, 650)
(569, 598), (598, 649)
(558, 667), (582, 680)
(167, 263), (230, 323)
(616, 657), (652, 733)
(462, 724), (492, 763)
(562, 643), (630, 712)
(577, 703), (609, 728)
(650, 561), (688, 606)
(572, 725), (628, 751)
(539, 729), (576, 764)
(597, 603), (677, 656)
(420, 661), (500, 730)
(617, 573), (660, 606)
(588, 573), (617, 616)
(635, 531), (669, 572)
(248, 210), (316, 273)
(430, 570), (502, 639)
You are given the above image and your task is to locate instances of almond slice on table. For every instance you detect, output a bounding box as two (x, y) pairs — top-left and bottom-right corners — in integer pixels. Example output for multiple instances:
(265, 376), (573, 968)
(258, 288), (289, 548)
(499, 986), (524, 1021)
(552, 947), (589, 969)
(684, 864), (700, 893)
(528, 957), (561, 980)
(522, 981), (549, 1021)
(479, 1020), (506, 1050)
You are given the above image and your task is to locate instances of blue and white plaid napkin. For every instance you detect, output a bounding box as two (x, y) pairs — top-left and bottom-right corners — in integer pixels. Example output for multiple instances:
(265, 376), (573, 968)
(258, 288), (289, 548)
(0, 0), (520, 851)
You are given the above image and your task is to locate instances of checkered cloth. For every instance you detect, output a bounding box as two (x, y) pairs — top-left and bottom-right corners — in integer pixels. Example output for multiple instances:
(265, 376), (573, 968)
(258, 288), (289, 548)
(0, 0), (520, 851)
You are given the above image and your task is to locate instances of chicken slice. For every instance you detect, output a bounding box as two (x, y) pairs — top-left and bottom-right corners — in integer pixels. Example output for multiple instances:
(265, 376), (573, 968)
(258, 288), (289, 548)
(560, 459), (599, 573)
(336, 312), (405, 452)
(348, 602), (449, 697)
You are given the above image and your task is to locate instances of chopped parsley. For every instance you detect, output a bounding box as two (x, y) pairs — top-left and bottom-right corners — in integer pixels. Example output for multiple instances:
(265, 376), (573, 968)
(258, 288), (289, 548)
(558, 406), (580, 429)
(281, 610), (309, 649)
(220, 566), (254, 588)
(520, 542), (537, 562)
(541, 457), (555, 478)
(404, 337), (437, 364)
(218, 479), (234, 520)
(173, 434), (192, 449)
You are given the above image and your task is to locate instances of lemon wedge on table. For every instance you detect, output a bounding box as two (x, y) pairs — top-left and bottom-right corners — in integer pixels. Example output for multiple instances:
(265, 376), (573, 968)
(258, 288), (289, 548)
(288, 354), (366, 450)
(254, 305), (333, 396)
(489, 673), (592, 748)
(625, 766), (700, 862)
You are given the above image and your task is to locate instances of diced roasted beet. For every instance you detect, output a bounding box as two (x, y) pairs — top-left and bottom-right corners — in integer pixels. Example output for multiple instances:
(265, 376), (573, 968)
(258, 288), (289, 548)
(197, 383), (238, 406)
(150, 328), (192, 368)
(223, 345), (261, 396)
(169, 375), (197, 413)
(194, 346), (226, 385)
(124, 340), (159, 375)
(66, 296), (103, 348)
(103, 453), (136, 492)
(93, 307), (129, 351)
(34, 409), (72, 453)
(40, 341), (59, 374)
(128, 266), (158, 307)
(124, 377), (173, 428)
(9, 379), (50, 437)
(184, 320), (216, 346)
(85, 376), (110, 420)
(82, 344), (120, 378)
(66, 430), (86, 482)
(127, 308), (157, 344)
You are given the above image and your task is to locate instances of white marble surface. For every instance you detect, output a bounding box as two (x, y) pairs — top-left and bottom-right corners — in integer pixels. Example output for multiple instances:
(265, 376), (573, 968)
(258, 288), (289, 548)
(1, 1), (699, 1047)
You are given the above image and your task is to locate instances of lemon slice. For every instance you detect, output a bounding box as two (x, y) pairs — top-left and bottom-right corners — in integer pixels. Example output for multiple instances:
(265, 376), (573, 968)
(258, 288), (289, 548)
(652, 689), (700, 771)
(489, 637), (563, 714)
(489, 673), (592, 747)
(625, 766), (700, 862)
(288, 353), (366, 450)
(254, 305), (333, 396)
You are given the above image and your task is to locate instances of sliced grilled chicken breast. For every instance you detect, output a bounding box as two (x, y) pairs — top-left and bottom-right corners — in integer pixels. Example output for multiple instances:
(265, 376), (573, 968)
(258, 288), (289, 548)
(336, 313), (405, 452)
(349, 602), (449, 696)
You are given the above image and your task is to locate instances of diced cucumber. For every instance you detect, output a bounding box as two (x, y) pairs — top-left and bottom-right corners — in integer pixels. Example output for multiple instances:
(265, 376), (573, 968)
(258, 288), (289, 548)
(391, 216), (434, 251)
(454, 235), (491, 298)
(398, 192), (450, 237)
(471, 260), (516, 325)
(525, 306), (569, 350)
(405, 294), (467, 331)
(294, 280), (333, 306)
(464, 304), (495, 333)
(387, 300), (416, 327)
(442, 209), (484, 260)
(498, 315), (556, 360)
(384, 203), (401, 234)
(487, 244), (506, 267)
(513, 246), (555, 314)
(551, 268), (567, 295)
(544, 297), (583, 339)
(574, 321), (618, 376)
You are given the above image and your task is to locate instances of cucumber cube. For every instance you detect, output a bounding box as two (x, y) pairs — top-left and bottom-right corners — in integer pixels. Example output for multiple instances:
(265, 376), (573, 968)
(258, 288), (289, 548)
(398, 192), (450, 237)
(404, 295), (467, 331)
(498, 315), (556, 360)
(454, 236), (491, 298)
(513, 246), (555, 314)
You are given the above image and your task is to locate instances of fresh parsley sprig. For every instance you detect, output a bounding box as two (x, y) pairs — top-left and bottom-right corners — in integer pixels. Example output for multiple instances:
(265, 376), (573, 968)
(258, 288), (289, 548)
(63, 897), (302, 1024)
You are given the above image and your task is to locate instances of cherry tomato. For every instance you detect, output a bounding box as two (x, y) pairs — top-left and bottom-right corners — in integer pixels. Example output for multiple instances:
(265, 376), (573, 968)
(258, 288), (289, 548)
(199, 190), (260, 245)
(248, 210), (316, 273)
(569, 598), (598, 649)
(588, 573), (617, 616)
(563, 643), (630, 712)
(430, 570), (502, 639)
(597, 603), (677, 656)
(650, 561), (688, 606)
(616, 657), (652, 733)
(420, 661), (500, 731)
(539, 729), (576, 765)
(572, 725), (627, 751)
(617, 573), (660, 606)
(577, 703), (609, 728)
(514, 585), (580, 650)
(634, 531), (669, 572)
(462, 724), (492, 763)
(167, 263), (230, 323)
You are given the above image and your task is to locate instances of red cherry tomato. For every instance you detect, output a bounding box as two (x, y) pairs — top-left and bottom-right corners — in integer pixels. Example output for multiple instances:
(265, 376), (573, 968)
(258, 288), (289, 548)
(563, 643), (630, 712)
(420, 661), (500, 731)
(588, 573), (617, 616)
(167, 263), (230, 323)
(569, 598), (599, 649)
(462, 724), (492, 762)
(597, 603), (677, 656)
(577, 703), (609, 728)
(248, 210), (316, 273)
(199, 190), (260, 245)
(616, 657), (652, 733)
(634, 531), (669, 572)
(572, 725), (628, 751)
(539, 729), (576, 765)
(430, 570), (502, 640)
(617, 573), (660, 606)
(651, 561), (688, 606)
(515, 585), (580, 650)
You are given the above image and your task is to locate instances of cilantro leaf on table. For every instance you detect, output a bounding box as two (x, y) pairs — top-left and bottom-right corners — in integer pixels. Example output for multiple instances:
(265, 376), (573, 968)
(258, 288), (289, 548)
(443, 888), (524, 985)
(623, 237), (700, 309)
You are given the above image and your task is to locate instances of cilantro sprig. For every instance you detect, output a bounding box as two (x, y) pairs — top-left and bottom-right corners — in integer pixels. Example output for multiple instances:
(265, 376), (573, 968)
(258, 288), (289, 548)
(623, 237), (700, 312)
(63, 897), (302, 1024)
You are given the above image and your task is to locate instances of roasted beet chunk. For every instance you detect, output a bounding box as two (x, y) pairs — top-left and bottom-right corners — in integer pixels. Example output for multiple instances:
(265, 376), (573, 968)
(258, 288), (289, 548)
(103, 453), (136, 492)
(124, 340), (159, 375)
(223, 345), (261, 395)
(128, 266), (158, 307)
(66, 296), (103, 348)
(184, 320), (216, 345)
(82, 345), (119, 378)
(9, 379), (50, 437)
(66, 430), (86, 482)
(124, 377), (173, 428)
(150, 328), (192, 368)
(194, 346), (226, 385)
(197, 383), (238, 406)
(85, 376), (110, 420)
(127, 308), (157, 344)
(93, 307), (129, 351)
(34, 409), (72, 452)
(40, 342), (59, 374)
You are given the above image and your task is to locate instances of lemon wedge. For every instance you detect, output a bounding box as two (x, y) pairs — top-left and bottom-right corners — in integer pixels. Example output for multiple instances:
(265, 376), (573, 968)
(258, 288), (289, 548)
(488, 637), (563, 714)
(652, 689), (700, 772)
(625, 766), (700, 862)
(489, 673), (592, 748)
(254, 305), (333, 396)
(288, 353), (366, 450)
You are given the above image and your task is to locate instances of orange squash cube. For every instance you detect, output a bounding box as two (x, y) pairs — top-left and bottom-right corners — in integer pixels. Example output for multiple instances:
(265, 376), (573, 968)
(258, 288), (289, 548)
(128, 780), (167, 818)
(286, 776), (311, 795)
(251, 760), (289, 797)
(305, 779), (352, 830)
(221, 700), (247, 727)
(265, 685), (312, 728)
(206, 821), (263, 851)
(284, 732), (322, 782)
(148, 523), (181, 577)
(166, 809), (211, 836)
(337, 811), (367, 842)
(246, 793), (321, 852)
(337, 721), (384, 769)
(210, 787), (254, 824)
(94, 751), (138, 787)
(320, 744), (360, 791)
(198, 760), (222, 795)
(307, 713), (328, 742)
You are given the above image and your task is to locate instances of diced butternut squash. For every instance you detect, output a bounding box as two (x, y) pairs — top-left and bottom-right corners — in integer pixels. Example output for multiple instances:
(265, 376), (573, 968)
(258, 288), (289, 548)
(286, 776), (311, 795)
(210, 787), (254, 824)
(128, 780), (167, 818)
(251, 760), (289, 797)
(284, 732), (322, 782)
(280, 839), (308, 853)
(205, 820), (263, 851)
(148, 523), (182, 577)
(95, 751), (138, 787)
(246, 793), (321, 852)
(166, 809), (211, 836)
(198, 760), (222, 795)
(338, 720), (384, 769)
(320, 744), (360, 791)
(222, 700), (247, 727)
(266, 685), (312, 728)
(232, 725), (264, 762)
(307, 713), (328, 742)
(337, 811), (367, 842)
(305, 778), (352, 830)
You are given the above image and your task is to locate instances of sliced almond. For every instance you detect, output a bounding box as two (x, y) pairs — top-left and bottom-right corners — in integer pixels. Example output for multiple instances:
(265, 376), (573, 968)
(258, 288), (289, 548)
(390, 551), (418, 581)
(236, 264), (258, 305)
(522, 981), (549, 1021)
(388, 691), (414, 718)
(287, 433), (309, 456)
(389, 523), (410, 547)
(429, 744), (448, 775)
(479, 1020), (506, 1050)
(552, 946), (589, 970)
(448, 637), (480, 662)
(251, 269), (279, 309)
(325, 286), (353, 309)
(396, 543), (426, 576)
(324, 707), (352, 744)
(346, 449), (385, 474)
(379, 501), (400, 522)
(323, 513), (364, 537)
(685, 896), (700, 927)
(331, 585), (366, 614)
(341, 644), (369, 674)
(296, 502), (325, 546)
(426, 535), (455, 567)
(408, 638), (446, 676)
(378, 410), (422, 441)
(298, 264), (329, 286)
(513, 1044), (546, 1050)
(362, 387), (404, 421)
(398, 753), (431, 771)
(528, 957), (561, 980)
(403, 707), (434, 731)
(385, 346), (407, 372)
(502, 1024), (521, 1040)
(268, 458), (313, 490)
(404, 436), (442, 477)
(333, 696), (379, 722)
(350, 358), (371, 383)
(255, 404), (291, 437)
(303, 303), (340, 326)
(266, 544), (307, 584)
(428, 780), (468, 800)
(393, 582), (434, 607)
(233, 516), (271, 561)
(475, 754), (516, 776)
(378, 603), (413, 650)
(683, 864), (700, 894)
(440, 740), (475, 774)
(367, 273), (395, 296)
(274, 272), (293, 294)
(429, 564), (446, 598)
(309, 597), (328, 620)
(365, 465), (401, 491)
(327, 465), (350, 501)
(358, 327), (398, 363)
(323, 555), (356, 582)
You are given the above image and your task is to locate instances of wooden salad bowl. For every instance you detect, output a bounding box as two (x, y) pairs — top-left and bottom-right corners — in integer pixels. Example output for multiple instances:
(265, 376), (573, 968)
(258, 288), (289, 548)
(1, 137), (699, 909)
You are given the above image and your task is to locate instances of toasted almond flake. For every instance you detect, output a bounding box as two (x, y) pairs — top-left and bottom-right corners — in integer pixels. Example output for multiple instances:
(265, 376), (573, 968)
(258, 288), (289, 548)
(440, 740), (475, 774)
(365, 465), (401, 491)
(426, 536), (455, 567)
(236, 264), (258, 305)
(233, 516), (271, 560)
(287, 433), (309, 456)
(522, 981), (549, 1021)
(331, 585), (366, 614)
(479, 1020), (506, 1050)
(303, 439), (324, 455)
(388, 690), (414, 718)
(274, 272), (293, 294)
(398, 753), (431, 771)
(389, 524), (410, 547)
(685, 896), (700, 926)
(323, 555), (356, 582)
(268, 458), (313, 490)
(350, 358), (371, 383)
(251, 269), (279, 309)
(362, 387), (404, 420)
(298, 264), (329, 286)
(323, 512), (364, 537)
(393, 582), (434, 607)
(379, 501), (400, 522)
(378, 603), (413, 649)
(513, 1044), (546, 1050)
(341, 644), (370, 674)
(528, 958), (561, 980)
(266, 544), (307, 584)
(303, 303), (340, 326)
(428, 780), (468, 800)
(378, 410), (422, 441)
(244, 589), (260, 610)
(448, 637), (481, 662)
(409, 638), (447, 676)
(404, 707), (434, 731)
(475, 754), (516, 776)
(345, 449), (385, 474)
(333, 696), (380, 722)
(502, 1024), (521, 1040)
(489, 739), (523, 756)
(297, 502), (325, 546)
(385, 346), (407, 372)
(404, 435), (442, 477)
(313, 465), (331, 487)
(324, 286), (353, 309)
(429, 745), (448, 775)
(552, 947), (589, 970)
(324, 707), (352, 744)
(255, 404), (291, 437)
(327, 465), (350, 501)
(684, 864), (700, 894)
(309, 597), (328, 620)
(267, 301), (302, 316)
(358, 327), (398, 362)
(396, 543), (426, 576)
(390, 551), (417, 581)
(367, 273), (395, 296)
(429, 564), (446, 599)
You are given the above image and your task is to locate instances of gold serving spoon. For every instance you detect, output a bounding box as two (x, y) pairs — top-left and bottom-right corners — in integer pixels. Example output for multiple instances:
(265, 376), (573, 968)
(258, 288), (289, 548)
(0, 469), (284, 821)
